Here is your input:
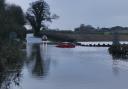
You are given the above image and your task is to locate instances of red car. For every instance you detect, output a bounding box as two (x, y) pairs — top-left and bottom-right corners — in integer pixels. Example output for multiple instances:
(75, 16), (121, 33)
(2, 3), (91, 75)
(56, 42), (75, 48)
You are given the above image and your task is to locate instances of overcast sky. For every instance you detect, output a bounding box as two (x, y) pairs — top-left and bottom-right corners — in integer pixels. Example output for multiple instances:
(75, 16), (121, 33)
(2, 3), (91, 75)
(6, 0), (128, 30)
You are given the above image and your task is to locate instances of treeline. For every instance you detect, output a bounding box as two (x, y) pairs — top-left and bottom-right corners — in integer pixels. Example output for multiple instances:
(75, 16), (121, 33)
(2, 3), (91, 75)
(0, 0), (26, 40)
(74, 24), (128, 34)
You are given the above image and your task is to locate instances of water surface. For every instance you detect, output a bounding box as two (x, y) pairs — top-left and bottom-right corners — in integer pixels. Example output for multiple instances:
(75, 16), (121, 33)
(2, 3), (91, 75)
(11, 44), (128, 89)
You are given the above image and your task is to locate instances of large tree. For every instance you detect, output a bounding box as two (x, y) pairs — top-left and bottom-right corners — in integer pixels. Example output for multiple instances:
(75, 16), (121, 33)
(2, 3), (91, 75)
(26, 0), (58, 36)
(0, 4), (26, 39)
(0, 0), (5, 10)
(0, 0), (26, 40)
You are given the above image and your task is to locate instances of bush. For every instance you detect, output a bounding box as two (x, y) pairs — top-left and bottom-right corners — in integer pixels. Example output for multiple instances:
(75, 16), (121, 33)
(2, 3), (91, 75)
(108, 44), (128, 57)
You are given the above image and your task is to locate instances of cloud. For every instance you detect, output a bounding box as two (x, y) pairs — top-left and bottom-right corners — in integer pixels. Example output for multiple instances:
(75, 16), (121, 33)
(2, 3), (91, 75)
(6, 0), (128, 30)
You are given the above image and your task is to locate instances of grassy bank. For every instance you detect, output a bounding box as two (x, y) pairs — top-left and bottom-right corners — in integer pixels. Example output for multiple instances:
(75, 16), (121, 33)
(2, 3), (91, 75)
(42, 31), (128, 41)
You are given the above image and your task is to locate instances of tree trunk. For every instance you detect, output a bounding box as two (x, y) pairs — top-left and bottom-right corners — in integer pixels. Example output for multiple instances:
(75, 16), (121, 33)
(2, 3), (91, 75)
(34, 28), (40, 37)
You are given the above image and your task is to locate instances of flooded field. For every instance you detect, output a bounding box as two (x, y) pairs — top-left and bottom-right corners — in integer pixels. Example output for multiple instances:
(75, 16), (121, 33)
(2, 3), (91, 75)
(2, 44), (128, 89)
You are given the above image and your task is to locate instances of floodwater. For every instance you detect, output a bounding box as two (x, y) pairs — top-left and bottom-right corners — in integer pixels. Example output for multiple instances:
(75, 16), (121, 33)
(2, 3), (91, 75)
(3, 43), (128, 89)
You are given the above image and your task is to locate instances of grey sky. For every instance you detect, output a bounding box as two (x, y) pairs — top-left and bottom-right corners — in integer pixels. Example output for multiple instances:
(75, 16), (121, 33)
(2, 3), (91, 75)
(6, 0), (128, 30)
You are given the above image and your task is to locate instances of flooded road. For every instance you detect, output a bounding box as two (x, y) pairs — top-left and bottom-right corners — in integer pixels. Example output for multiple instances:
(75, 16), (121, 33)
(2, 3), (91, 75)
(7, 44), (128, 89)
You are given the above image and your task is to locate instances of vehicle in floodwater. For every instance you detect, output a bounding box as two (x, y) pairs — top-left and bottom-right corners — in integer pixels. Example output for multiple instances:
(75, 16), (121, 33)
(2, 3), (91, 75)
(56, 42), (75, 48)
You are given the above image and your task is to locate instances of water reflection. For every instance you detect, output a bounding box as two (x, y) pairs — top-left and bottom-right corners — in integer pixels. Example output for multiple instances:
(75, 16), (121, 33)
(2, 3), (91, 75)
(0, 47), (25, 89)
(112, 57), (128, 76)
(109, 49), (128, 76)
(9, 46), (128, 89)
(112, 59), (120, 76)
(26, 44), (50, 78)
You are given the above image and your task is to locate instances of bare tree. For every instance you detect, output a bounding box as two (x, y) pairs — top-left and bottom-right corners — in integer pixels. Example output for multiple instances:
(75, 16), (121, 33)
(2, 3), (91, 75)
(26, 0), (58, 36)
